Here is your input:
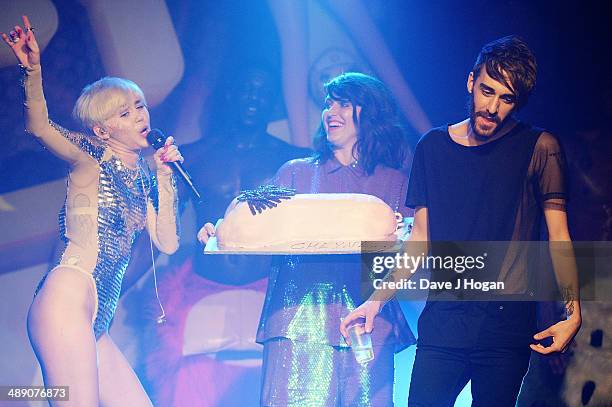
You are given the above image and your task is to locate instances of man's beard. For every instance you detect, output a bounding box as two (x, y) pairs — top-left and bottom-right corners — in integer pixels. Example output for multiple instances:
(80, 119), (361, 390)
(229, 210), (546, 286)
(467, 94), (505, 139)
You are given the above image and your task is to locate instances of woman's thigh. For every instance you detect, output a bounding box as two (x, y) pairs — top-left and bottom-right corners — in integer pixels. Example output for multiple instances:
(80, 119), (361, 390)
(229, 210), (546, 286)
(97, 333), (153, 407)
(27, 266), (99, 406)
(261, 338), (338, 406)
(339, 344), (395, 407)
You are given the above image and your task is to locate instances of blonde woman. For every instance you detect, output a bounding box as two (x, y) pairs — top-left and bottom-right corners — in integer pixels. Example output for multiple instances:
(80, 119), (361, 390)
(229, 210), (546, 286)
(3, 16), (181, 406)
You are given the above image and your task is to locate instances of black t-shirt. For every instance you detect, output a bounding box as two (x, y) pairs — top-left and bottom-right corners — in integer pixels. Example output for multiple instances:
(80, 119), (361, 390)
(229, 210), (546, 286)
(405, 122), (568, 348)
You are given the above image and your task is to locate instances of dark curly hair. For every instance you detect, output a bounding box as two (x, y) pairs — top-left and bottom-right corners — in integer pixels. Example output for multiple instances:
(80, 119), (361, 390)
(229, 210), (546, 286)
(313, 72), (409, 175)
(472, 35), (537, 110)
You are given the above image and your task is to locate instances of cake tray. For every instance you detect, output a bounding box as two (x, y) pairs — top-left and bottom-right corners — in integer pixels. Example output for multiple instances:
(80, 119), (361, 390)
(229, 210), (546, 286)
(203, 218), (413, 256)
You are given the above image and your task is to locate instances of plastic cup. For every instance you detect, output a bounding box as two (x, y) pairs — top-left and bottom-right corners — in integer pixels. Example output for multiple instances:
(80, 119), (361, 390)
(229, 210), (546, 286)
(346, 319), (374, 364)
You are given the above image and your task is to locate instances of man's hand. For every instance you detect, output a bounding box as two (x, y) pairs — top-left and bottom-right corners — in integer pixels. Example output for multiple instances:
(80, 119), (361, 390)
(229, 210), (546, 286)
(197, 222), (216, 244)
(530, 317), (581, 354)
(340, 300), (383, 345)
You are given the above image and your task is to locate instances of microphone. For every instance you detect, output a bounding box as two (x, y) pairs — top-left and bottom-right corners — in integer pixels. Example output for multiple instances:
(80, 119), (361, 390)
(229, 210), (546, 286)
(147, 129), (202, 202)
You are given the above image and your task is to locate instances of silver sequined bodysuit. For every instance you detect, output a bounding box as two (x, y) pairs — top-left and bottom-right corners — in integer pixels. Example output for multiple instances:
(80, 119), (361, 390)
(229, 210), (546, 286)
(35, 122), (164, 338)
(24, 65), (179, 339)
(54, 123), (156, 337)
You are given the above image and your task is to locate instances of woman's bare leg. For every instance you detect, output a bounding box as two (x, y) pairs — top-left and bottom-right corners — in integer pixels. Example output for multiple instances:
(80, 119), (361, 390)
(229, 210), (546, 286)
(97, 333), (153, 407)
(27, 267), (99, 406)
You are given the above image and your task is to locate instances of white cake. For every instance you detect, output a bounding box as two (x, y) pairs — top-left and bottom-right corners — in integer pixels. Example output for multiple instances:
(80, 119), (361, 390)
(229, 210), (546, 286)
(216, 193), (399, 252)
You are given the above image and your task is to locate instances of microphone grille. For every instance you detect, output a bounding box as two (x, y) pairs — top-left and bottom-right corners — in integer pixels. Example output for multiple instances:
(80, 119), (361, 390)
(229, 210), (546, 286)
(146, 128), (165, 149)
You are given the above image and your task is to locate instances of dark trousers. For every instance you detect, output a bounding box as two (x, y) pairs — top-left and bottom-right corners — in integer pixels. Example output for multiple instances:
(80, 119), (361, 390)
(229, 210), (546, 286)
(408, 345), (531, 407)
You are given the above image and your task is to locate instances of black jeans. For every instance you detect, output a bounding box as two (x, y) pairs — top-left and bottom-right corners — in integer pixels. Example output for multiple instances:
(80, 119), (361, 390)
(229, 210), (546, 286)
(408, 344), (531, 407)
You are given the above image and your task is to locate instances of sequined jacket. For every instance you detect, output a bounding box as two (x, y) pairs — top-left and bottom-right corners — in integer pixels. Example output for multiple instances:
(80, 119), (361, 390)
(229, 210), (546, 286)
(256, 157), (416, 351)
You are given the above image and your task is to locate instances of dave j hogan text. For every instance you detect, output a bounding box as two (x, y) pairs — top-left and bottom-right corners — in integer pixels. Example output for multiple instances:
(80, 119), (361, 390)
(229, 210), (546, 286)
(372, 278), (505, 292)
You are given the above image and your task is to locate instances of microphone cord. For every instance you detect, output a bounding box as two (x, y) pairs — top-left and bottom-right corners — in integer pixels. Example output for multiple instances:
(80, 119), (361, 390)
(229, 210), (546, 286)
(148, 232), (166, 324)
(139, 162), (166, 325)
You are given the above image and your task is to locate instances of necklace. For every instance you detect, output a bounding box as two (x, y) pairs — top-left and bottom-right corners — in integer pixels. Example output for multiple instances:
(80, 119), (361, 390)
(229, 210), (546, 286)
(113, 156), (149, 193)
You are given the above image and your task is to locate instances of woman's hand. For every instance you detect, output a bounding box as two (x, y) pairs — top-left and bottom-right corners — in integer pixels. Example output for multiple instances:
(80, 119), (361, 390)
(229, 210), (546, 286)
(153, 136), (184, 175)
(197, 223), (216, 245)
(1, 15), (40, 68)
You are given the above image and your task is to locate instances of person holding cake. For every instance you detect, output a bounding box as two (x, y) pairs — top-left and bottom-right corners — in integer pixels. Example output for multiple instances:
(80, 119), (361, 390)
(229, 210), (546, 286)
(199, 72), (415, 406)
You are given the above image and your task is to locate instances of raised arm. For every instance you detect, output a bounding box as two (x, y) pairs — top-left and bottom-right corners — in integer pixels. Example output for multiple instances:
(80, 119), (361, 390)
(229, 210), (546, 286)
(2, 16), (88, 164)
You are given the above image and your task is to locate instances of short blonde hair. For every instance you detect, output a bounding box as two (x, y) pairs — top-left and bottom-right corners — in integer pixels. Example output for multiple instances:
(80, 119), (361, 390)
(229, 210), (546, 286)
(73, 77), (146, 130)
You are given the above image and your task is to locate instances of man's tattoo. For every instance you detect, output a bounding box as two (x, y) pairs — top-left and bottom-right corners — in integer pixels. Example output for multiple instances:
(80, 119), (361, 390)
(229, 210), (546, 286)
(561, 286), (575, 317)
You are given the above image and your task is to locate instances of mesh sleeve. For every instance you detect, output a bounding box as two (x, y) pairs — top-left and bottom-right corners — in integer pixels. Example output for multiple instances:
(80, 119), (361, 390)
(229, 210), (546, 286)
(531, 132), (568, 209)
